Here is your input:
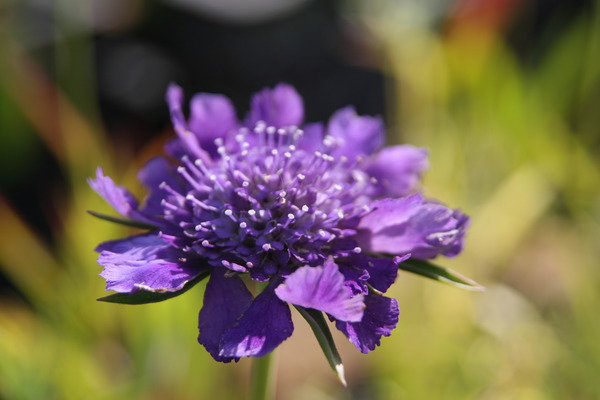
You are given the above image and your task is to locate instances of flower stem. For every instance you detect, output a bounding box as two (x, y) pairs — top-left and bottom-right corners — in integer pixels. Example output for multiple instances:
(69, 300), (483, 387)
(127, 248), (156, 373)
(250, 351), (277, 400)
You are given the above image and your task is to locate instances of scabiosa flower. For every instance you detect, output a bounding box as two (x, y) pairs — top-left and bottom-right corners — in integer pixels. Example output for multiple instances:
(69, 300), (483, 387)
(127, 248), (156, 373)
(89, 83), (470, 364)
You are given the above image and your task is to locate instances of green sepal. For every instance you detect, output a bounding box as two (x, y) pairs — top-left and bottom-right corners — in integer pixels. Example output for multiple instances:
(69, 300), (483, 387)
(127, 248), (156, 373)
(398, 258), (484, 291)
(97, 270), (210, 304)
(87, 210), (158, 230)
(294, 306), (347, 386)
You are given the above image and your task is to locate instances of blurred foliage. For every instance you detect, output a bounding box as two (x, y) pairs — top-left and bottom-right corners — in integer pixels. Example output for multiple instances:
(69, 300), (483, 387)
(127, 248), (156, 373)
(1, 1), (600, 399)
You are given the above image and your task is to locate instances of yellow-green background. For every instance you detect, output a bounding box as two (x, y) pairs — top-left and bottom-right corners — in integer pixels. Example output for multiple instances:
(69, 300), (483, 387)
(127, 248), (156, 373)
(1, 1), (599, 399)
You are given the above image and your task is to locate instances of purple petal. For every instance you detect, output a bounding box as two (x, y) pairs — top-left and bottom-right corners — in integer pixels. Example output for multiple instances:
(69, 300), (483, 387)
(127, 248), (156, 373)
(198, 268), (253, 362)
(165, 83), (211, 163)
(366, 145), (429, 198)
(364, 257), (399, 293)
(137, 157), (182, 217)
(275, 258), (365, 322)
(189, 93), (238, 156)
(327, 106), (384, 160)
(247, 83), (304, 127)
(335, 294), (399, 353)
(88, 167), (141, 219)
(298, 122), (324, 152)
(96, 233), (204, 293)
(357, 194), (469, 259)
(219, 282), (293, 358)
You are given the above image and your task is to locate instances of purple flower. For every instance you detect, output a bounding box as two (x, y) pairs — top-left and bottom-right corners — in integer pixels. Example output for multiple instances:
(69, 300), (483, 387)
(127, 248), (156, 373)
(89, 83), (469, 362)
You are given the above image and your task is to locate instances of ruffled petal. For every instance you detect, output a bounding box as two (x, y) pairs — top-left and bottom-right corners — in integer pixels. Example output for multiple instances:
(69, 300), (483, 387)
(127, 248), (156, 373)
(166, 83), (211, 163)
(275, 258), (365, 322)
(96, 233), (204, 293)
(189, 93), (238, 156)
(298, 122), (324, 152)
(88, 167), (146, 220)
(335, 294), (399, 353)
(357, 194), (469, 259)
(198, 268), (253, 362)
(327, 106), (384, 160)
(364, 256), (400, 293)
(247, 83), (304, 127)
(137, 157), (182, 217)
(366, 145), (429, 198)
(218, 282), (293, 358)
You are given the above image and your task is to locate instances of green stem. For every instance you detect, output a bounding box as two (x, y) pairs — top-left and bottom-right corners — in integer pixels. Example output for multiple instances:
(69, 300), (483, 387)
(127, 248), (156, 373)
(250, 351), (277, 400)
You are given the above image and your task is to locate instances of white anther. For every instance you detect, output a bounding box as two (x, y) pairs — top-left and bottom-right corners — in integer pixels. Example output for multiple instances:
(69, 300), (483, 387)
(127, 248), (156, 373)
(266, 126), (276, 134)
(239, 222), (247, 229)
(353, 247), (362, 254)
(323, 135), (335, 146)
(302, 205), (309, 212)
(248, 209), (256, 216)
(224, 209), (233, 216)
(287, 213), (295, 220)
(202, 240), (210, 247)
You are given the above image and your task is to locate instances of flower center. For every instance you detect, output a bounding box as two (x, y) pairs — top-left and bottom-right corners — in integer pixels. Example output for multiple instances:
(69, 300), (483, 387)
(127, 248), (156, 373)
(161, 123), (372, 279)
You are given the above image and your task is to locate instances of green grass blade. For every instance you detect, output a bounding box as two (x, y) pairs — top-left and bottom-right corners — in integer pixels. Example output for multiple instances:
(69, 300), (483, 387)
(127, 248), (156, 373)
(87, 210), (158, 230)
(294, 306), (346, 386)
(398, 258), (484, 291)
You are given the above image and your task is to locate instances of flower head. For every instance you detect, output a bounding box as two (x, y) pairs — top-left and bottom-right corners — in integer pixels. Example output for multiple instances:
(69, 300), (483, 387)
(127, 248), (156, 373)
(90, 83), (469, 363)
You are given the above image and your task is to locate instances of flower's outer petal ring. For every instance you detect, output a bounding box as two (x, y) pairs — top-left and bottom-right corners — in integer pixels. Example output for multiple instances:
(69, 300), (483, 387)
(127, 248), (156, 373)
(198, 268), (254, 362)
(275, 258), (365, 322)
(96, 233), (204, 294)
(366, 145), (429, 198)
(218, 281), (293, 358)
(247, 83), (304, 128)
(327, 106), (384, 160)
(335, 293), (399, 353)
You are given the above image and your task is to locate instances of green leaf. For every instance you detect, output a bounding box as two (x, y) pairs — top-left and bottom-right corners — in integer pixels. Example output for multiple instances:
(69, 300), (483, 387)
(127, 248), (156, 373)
(398, 258), (484, 291)
(294, 306), (346, 386)
(87, 210), (158, 230)
(97, 270), (210, 305)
